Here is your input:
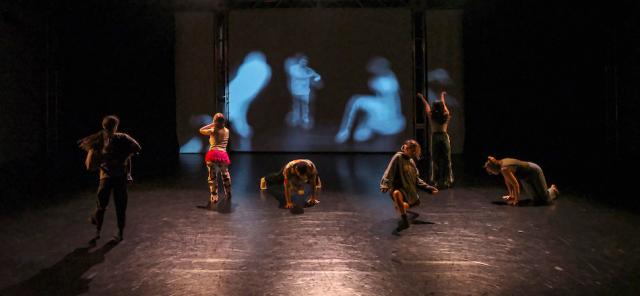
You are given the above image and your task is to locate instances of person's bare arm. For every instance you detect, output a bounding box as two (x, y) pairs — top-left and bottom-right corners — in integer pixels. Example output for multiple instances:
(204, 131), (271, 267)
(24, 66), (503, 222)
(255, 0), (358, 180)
(283, 171), (294, 208)
(85, 149), (96, 171)
(284, 182), (294, 209)
(199, 123), (216, 136)
(440, 91), (450, 115)
(501, 167), (520, 205)
(417, 177), (439, 194)
(417, 93), (431, 115)
(126, 134), (141, 154)
(309, 172), (319, 202)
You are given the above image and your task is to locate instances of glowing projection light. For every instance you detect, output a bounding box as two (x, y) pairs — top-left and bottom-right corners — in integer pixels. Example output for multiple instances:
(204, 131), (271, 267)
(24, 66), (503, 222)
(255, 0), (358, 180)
(179, 114), (213, 153)
(335, 57), (405, 143)
(284, 54), (322, 129)
(180, 137), (204, 153)
(228, 51), (272, 138)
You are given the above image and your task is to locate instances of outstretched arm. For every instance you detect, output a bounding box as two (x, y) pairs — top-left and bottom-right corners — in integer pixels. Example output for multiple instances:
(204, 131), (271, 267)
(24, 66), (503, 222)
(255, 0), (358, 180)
(417, 93), (431, 115)
(417, 177), (438, 194)
(311, 69), (321, 82)
(440, 91), (450, 116)
(126, 134), (142, 154)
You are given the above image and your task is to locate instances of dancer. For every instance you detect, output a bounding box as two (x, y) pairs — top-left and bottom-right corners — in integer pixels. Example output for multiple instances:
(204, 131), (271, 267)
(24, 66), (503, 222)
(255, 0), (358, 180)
(418, 91), (454, 188)
(78, 115), (141, 242)
(484, 156), (559, 206)
(199, 113), (231, 209)
(285, 54), (322, 129)
(335, 57), (405, 143)
(260, 159), (321, 209)
(380, 140), (438, 233)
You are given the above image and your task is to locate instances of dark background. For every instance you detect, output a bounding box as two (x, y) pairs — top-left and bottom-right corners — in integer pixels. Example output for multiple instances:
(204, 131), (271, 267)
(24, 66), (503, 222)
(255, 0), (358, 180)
(1, 0), (638, 211)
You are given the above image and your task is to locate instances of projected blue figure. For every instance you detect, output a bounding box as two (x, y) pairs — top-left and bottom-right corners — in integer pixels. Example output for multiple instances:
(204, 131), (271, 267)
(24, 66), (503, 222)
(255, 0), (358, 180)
(228, 51), (272, 138)
(284, 55), (322, 129)
(335, 57), (405, 143)
(180, 114), (213, 153)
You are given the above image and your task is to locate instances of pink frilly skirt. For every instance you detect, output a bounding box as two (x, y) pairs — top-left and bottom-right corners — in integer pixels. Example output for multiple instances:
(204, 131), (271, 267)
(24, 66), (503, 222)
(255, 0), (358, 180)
(205, 150), (231, 165)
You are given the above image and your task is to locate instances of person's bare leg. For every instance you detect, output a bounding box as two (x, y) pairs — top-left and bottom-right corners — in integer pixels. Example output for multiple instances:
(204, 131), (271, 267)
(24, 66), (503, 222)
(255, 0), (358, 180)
(392, 190), (410, 232)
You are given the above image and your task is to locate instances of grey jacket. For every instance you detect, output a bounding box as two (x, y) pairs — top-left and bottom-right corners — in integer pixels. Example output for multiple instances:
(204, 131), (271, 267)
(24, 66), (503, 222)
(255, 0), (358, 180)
(380, 152), (431, 205)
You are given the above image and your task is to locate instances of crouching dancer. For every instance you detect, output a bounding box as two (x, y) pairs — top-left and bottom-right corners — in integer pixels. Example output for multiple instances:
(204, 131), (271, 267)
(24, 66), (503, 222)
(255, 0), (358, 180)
(380, 140), (438, 233)
(484, 156), (558, 206)
(260, 159), (321, 209)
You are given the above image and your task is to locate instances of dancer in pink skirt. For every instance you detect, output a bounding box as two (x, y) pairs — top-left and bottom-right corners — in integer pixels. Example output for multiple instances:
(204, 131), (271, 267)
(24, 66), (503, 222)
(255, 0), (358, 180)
(200, 113), (231, 209)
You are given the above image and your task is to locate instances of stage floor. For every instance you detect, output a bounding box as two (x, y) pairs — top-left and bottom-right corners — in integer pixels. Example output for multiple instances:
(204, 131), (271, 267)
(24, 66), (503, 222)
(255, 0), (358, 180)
(1, 154), (639, 295)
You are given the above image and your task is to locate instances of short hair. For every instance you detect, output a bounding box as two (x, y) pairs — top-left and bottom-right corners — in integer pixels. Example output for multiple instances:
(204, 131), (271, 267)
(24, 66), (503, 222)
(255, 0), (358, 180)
(102, 115), (120, 132)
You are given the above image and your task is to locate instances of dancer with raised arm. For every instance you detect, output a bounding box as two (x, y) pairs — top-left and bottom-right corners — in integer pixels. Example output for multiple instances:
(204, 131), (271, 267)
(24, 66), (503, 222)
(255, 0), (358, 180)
(199, 113), (231, 209)
(418, 91), (454, 188)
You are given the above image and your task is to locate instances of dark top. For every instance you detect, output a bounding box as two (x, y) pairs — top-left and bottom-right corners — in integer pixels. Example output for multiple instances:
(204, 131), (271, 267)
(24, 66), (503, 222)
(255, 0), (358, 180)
(100, 133), (141, 179)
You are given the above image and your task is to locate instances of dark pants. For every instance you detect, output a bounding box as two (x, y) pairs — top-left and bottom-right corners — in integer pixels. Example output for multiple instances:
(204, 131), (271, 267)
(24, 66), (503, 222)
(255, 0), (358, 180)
(521, 162), (551, 204)
(93, 176), (128, 231)
(264, 168), (286, 186)
(432, 132), (454, 187)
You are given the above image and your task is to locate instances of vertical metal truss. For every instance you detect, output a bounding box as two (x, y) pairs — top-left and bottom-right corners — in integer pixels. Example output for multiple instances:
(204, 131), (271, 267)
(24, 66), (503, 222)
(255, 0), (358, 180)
(215, 10), (229, 117)
(412, 8), (432, 181)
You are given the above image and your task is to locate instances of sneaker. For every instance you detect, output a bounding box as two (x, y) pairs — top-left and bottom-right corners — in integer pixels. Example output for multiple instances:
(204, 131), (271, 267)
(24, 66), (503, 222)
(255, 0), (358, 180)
(260, 177), (267, 190)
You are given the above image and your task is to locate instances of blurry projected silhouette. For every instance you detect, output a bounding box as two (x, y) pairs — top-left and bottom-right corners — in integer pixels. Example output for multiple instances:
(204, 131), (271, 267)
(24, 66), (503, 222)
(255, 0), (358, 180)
(335, 57), (405, 143)
(180, 114), (213, 153)
(284, 54), (322, 129)
(229, 51), (272, 138)
(426, 68), (459, 107)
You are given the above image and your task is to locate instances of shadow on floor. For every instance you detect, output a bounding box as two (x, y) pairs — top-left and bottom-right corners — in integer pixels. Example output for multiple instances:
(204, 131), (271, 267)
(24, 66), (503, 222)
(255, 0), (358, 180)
(490, 198), (552, 207)
(0, 240), (120, 296)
